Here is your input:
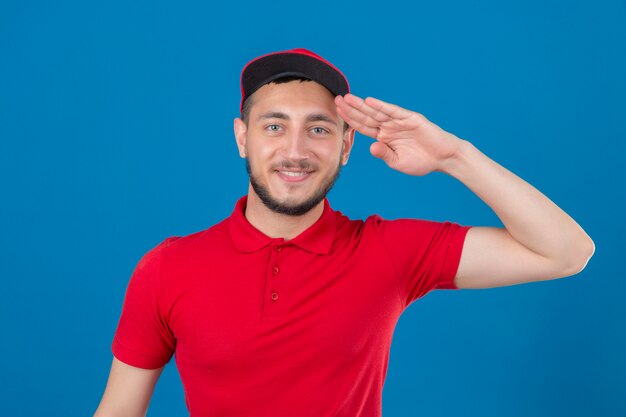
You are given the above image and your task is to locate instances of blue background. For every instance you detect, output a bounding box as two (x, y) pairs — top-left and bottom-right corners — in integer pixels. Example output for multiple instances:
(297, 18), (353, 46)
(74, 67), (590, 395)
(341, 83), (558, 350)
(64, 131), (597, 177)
(1, 0), (624, 416)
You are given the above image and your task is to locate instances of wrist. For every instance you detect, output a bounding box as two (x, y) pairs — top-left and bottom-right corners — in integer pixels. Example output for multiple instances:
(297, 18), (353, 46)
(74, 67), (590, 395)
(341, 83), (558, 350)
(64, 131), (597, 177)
(436, 137), (473, 176)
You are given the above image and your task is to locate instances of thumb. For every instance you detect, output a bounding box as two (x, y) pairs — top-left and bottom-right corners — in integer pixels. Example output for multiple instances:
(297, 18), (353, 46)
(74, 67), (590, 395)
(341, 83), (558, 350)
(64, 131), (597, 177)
(370, 141), (395, 165)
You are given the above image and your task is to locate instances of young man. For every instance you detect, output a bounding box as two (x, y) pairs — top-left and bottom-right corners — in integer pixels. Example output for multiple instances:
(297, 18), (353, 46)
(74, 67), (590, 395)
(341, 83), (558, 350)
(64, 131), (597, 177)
(94, 48), (594, 417)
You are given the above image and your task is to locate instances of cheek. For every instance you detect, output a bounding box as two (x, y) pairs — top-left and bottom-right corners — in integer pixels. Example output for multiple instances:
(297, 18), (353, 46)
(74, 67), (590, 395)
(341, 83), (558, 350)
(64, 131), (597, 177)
(321, 144), (343, 166)
(246, 143), (274, 165)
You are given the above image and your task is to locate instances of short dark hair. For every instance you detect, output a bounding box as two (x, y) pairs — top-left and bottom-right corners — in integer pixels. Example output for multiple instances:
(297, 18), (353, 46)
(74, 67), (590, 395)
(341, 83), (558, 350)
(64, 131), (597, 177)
(240, 75), (349, 133)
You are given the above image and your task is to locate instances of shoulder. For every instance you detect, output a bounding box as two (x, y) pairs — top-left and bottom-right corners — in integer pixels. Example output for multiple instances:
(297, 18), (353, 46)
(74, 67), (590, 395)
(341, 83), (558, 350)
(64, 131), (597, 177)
(363, 213), (445, 232)
(160, 217), (231, 257)
(331, 207), (367, 238)
(330, 207), (437, 236)
(331, 210), (435, 247)
(361, 214), (468, 251)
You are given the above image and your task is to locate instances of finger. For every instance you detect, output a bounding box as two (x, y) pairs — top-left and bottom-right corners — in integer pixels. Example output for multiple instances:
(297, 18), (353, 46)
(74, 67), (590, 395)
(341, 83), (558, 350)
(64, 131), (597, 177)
(335, 95), (380, 129)
(370, 141), (396, 166)
(336, 105), (380, 138)
(364, 96), (414, 120)
(342, 93), (391, 123)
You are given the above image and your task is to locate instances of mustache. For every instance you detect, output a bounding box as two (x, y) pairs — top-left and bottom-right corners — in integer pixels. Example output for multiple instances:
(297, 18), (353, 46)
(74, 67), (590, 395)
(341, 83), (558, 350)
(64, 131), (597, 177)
(273, 160), (317, 171)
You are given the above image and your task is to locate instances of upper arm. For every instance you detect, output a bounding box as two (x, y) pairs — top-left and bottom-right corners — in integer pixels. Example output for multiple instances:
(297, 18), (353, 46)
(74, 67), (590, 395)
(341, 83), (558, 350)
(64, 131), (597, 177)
(93, 357), (164, 417)
(454, 226), (584, 289)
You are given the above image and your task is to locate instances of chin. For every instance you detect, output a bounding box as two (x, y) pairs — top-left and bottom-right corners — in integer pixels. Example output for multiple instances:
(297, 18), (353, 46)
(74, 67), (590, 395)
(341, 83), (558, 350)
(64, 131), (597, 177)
(256, 186), (326, 216)
(246, 158), (340, 216)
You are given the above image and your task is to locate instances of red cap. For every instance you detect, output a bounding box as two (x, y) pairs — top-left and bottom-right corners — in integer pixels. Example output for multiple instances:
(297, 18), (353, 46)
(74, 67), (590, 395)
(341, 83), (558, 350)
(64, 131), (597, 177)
(239, 48), (350, 113)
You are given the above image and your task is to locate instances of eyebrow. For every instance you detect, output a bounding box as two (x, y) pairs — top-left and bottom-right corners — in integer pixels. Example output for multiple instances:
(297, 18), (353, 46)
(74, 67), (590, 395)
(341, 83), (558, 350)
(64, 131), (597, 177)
(257, 111), (337, 125)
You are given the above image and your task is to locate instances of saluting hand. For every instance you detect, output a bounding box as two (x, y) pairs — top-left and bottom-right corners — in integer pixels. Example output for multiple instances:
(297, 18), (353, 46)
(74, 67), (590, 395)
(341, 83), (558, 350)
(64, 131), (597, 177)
(335, 93), (463, 176)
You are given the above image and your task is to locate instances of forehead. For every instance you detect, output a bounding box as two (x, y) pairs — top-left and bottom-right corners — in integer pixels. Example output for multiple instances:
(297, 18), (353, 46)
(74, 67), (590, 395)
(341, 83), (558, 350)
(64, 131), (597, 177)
(248, 80), (337, 117)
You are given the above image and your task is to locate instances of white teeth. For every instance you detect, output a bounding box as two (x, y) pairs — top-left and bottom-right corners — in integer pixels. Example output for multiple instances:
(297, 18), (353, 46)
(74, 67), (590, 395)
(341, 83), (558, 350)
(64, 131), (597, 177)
(279, 171), (309, 177)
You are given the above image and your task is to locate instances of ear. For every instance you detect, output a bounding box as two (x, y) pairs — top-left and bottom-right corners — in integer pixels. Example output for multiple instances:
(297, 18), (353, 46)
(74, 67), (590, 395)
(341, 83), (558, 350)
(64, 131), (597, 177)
(233, 117), (247, 158)
(340, 126), (355, 166)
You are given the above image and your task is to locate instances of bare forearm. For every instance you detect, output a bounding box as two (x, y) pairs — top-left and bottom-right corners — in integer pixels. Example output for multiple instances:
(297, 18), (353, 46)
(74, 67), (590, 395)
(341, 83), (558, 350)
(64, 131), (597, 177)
(438, 138), (595, 269)
(93, 357), (161, 417)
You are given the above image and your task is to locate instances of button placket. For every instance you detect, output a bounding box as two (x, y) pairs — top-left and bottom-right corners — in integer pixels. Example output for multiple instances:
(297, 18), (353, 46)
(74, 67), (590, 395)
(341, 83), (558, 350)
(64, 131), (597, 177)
(263, 244), (287, 317)
(270, 248), (281, 301)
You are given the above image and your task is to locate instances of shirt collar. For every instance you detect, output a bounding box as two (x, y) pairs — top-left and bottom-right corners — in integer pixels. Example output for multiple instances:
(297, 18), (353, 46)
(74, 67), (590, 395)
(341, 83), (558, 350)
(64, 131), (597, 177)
(228, 195), (337, 255)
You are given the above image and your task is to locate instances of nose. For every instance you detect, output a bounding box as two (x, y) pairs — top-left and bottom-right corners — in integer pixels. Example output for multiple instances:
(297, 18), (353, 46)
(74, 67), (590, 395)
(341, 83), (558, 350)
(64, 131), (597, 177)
(283, 128), (310, 162)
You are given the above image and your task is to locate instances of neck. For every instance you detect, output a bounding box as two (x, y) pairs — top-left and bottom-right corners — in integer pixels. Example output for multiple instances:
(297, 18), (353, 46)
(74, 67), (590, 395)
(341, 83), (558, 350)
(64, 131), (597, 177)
(244, 185), (325, 240)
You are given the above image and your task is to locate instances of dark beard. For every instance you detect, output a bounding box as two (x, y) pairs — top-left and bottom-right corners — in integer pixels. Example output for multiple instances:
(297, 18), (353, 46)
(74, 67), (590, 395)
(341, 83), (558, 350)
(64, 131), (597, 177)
(245, 158), (342, 216)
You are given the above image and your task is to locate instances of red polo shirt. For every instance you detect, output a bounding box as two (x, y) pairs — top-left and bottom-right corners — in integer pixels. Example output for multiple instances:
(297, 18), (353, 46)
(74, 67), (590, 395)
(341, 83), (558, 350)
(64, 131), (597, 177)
(112, 195), (471, 416)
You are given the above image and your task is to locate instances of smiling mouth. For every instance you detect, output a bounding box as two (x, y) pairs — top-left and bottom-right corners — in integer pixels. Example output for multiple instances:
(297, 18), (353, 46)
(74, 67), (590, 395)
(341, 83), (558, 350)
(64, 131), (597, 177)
(278, 170), (312, 177)
(275, 170), (314, 182)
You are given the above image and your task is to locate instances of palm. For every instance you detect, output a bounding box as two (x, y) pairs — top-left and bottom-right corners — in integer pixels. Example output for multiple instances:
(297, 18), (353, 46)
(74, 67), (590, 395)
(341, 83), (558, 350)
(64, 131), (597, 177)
(335, 94), (461, 176)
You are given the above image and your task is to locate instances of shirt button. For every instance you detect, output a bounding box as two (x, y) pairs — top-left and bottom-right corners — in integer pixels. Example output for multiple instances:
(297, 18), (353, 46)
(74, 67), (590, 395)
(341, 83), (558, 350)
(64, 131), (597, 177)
(274, 246), (282, 252)
(272, 266), (280, 275)
(271, 292), (279, 301)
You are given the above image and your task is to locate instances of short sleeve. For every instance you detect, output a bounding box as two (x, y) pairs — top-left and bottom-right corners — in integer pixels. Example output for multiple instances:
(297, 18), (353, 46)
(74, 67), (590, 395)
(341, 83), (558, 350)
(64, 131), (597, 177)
(371, 216), (472, 307)
(111, 238), (177, 369)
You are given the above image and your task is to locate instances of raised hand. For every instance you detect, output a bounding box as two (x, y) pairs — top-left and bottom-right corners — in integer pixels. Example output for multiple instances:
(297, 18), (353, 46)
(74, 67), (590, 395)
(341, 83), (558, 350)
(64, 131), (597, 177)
(335, 93), (463, 176)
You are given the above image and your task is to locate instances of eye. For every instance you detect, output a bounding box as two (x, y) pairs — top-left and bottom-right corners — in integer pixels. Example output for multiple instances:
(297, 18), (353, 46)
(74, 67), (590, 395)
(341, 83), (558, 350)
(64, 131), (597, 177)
(265, 124), (282, 132)
(311, 127), (330, 135)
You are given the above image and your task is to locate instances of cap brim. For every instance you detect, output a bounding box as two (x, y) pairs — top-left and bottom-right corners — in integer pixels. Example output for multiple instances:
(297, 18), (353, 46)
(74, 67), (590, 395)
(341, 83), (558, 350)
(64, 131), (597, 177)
(241, 52), (349, 111)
